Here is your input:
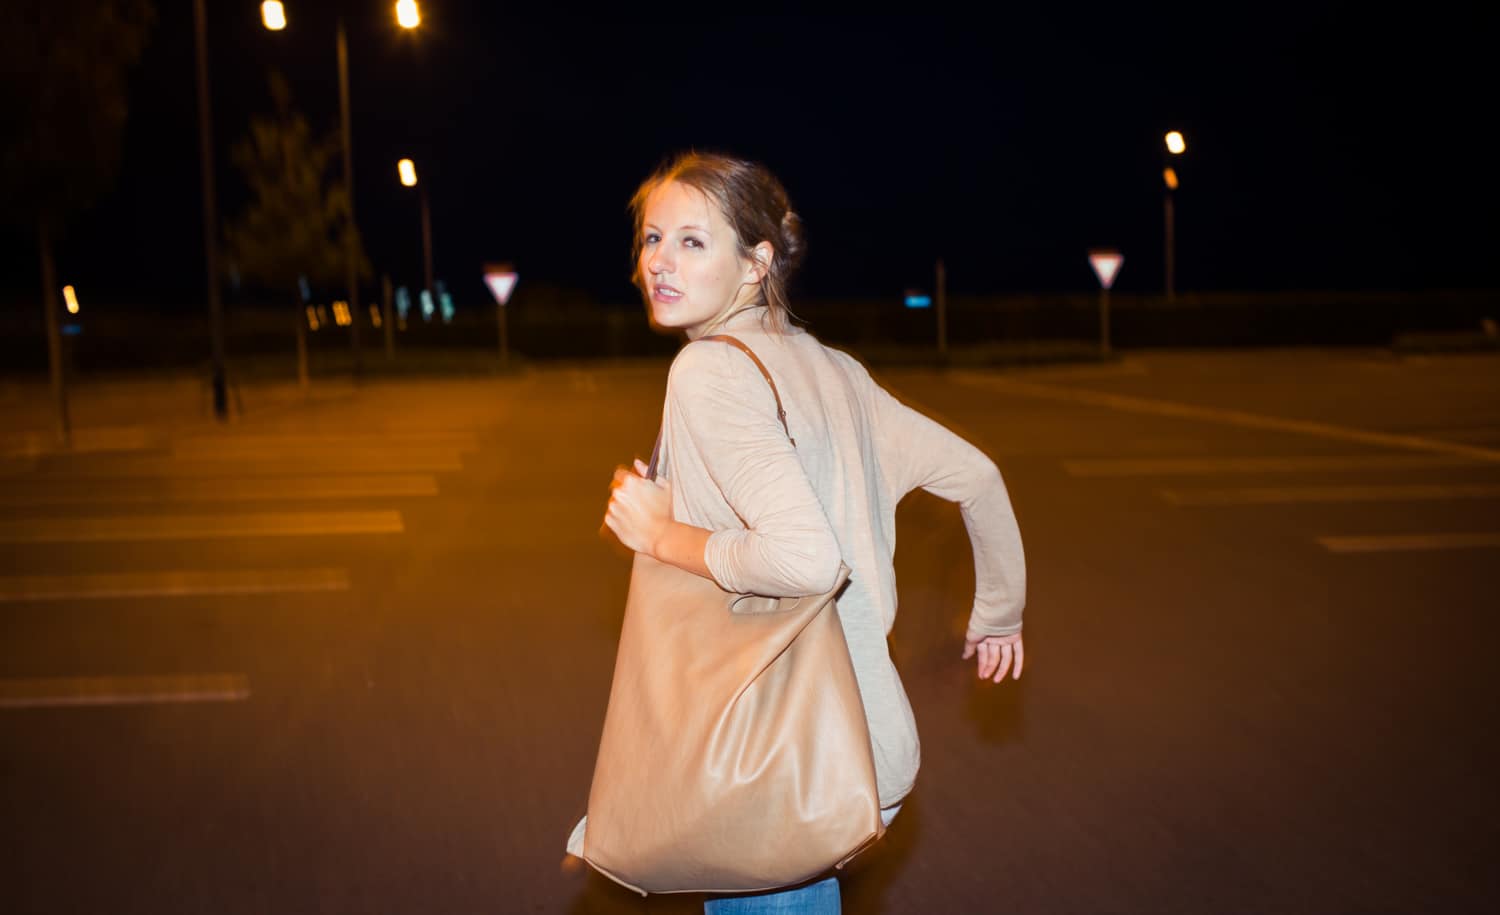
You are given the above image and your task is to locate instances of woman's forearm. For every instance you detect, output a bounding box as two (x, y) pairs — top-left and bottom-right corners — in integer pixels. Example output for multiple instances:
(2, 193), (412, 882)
(651, 520), (715, 581)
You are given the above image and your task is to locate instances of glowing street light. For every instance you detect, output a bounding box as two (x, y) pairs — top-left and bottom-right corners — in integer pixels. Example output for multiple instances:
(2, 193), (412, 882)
(263, 5), (422, 375)
(261, 1), (286, 31)
(62, 285), (80, 315)
(398, 158), (434, 304)
(1163, 130), (1186, 300)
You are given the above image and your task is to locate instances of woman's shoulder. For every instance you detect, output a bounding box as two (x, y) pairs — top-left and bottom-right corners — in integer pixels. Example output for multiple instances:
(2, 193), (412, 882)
(664, 337), (773, 410)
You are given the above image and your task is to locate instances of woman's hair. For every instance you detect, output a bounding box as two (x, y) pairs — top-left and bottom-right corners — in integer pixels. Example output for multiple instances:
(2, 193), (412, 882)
(629, 151), (806, 332)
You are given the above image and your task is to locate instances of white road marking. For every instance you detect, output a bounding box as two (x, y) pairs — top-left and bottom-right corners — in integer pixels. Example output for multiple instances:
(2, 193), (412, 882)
(0, 568), (350, 602)
(1317, 533), (1500, 553)
(0, 511), (404, 543)
(1064, 455), (1480, 477)
(2, 426), (152, 457)
(172, 432), (479, 453)
(0, 674), (250, 708)
(1163, 483), (1500, 506)
(955, 373), (1500, 463)
(0, 474), (438, 506)
(40, 455), (463, 476)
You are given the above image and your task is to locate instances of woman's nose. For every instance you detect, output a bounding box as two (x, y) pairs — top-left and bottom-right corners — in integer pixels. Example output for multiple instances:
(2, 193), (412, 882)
(646, 246), (671, 275)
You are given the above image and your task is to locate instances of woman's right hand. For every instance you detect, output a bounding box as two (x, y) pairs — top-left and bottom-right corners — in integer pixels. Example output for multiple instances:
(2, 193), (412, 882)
(962, 631), (1024, 683)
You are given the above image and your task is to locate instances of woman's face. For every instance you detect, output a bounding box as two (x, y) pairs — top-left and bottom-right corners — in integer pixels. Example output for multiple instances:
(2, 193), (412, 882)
(638, 180), (760, 339)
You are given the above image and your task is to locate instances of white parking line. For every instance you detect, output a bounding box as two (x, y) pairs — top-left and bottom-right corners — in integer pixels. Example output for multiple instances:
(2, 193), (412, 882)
(1317, 533), (1500, 553)
(1163, 483), (1500, 506)
(0, 474), (438, 506)
(0, 511), (404, 543)
(0, 568), (350, 602)
(0, 674), (250, 708)
(955, 374), (1500, 464)
(1064, 455), (1480, 477)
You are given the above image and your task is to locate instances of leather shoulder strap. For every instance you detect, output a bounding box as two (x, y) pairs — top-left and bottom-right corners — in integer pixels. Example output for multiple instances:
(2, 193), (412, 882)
(699, 334), (795, 446)
(646, 335), (795, 482)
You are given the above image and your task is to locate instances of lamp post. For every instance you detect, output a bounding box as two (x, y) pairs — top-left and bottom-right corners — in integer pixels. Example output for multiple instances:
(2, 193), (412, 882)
(263, 2), (423, 377)
(1164, 130), (1186, 301)
(195, 0), (229, 420)
(397, 158), (434, 300)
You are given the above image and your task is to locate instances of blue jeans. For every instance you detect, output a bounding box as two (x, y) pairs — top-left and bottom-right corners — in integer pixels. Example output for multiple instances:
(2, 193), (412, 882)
(703, 876), (840, 914)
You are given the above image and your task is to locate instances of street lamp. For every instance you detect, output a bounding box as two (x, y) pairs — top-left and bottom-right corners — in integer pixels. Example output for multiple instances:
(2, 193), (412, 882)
(260, 2), (286, 30)
(1164, 130), (1186, 301)
(397, 158), (435, 304)
(264, 4), (423, 375)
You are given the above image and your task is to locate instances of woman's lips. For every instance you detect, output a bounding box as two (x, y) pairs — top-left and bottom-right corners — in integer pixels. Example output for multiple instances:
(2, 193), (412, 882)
(652, 284), (682, 303)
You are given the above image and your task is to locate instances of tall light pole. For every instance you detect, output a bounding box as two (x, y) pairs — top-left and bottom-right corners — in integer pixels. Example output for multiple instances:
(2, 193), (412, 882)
(1164, 130), (1186, 302)
(397, 158), (434, 299)
(196, 0), (229, 420)
(264, 3), (423, 377)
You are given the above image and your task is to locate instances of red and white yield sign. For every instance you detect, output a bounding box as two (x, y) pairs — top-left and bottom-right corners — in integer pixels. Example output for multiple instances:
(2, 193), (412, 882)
(483, 263), (518, 306)
(1088, 249), (1124, 290)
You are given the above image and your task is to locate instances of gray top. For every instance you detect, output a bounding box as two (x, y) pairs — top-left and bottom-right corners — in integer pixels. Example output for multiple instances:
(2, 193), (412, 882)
(660, 306), (1026, 806)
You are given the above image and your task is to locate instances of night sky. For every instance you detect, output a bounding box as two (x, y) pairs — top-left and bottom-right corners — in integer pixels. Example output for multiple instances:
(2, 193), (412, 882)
(6, 1), (1496, 312)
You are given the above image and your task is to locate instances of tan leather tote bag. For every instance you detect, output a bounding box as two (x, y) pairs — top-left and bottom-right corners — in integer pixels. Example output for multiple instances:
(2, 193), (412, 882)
(581, 335), (884, 896)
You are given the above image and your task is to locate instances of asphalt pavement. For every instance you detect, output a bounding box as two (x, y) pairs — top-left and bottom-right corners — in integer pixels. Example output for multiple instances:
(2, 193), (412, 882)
(2, 348), (1497, 913)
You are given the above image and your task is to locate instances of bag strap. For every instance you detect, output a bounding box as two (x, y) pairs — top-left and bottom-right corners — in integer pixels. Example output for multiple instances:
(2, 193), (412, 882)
(646, 335), (793, 481)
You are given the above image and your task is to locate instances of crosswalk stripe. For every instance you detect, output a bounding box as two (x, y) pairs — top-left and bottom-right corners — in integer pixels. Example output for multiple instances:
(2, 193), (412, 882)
(0, 568), (350, 601)
(37, 455), (463, 476)
(0, 674), (250, 708)
(1317, 533), (1500, 553)
(2, 426), (152, 457)
(170, 445), (467, 463)
(0, 511), (403, 543)
(0, 474), (438, 506)
(173, 432), (478, 453)
(1064, 455), (1480, 477)
(1163, 483), (1500, 506)
(955, 373), (1500, 464)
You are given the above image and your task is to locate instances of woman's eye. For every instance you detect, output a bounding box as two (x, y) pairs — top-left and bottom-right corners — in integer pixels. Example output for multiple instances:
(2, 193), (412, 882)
(683, 237), (703, 249)
(642, 233), (660, 245)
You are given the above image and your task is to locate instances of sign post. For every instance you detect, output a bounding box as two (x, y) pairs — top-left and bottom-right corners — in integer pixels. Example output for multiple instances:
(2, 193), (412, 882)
(483, 263), (518, 367)
(1087, 249), (1123, 357)
(935, 259), (948, 362)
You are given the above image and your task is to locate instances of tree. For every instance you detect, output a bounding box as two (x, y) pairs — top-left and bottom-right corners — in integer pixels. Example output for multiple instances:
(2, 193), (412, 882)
(0, 0), (155, 445)
(224, 72), (370, 387)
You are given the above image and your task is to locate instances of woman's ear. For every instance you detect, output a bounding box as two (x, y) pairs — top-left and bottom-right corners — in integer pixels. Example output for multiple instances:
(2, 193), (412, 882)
(747, 241), (774, 284)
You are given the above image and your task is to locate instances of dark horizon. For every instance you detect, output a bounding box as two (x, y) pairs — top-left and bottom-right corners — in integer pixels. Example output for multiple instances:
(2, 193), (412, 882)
(4, 2), (1496, 315)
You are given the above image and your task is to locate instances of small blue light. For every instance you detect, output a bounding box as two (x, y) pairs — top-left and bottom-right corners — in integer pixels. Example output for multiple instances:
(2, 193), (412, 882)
(62, 323), (83, 336)
(395, 286), (410, 320)
(420, 289), (435, 321)
(905, 294), (932, 309)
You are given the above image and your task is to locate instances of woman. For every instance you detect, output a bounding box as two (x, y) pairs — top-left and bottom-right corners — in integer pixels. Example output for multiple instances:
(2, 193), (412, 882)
(598, 152), (1027, 913)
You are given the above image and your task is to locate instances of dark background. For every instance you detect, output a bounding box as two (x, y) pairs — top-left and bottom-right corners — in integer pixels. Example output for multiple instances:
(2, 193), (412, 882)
(3, 1), (1496, 315)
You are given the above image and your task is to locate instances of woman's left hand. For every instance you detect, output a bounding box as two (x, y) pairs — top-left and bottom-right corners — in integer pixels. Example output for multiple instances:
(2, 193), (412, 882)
(603, 458), (674, 556)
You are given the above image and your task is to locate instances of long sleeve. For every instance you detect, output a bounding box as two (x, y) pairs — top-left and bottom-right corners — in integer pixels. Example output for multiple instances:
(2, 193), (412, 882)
(870, 382), (1027, 635)
(665, 341), (843, 598)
